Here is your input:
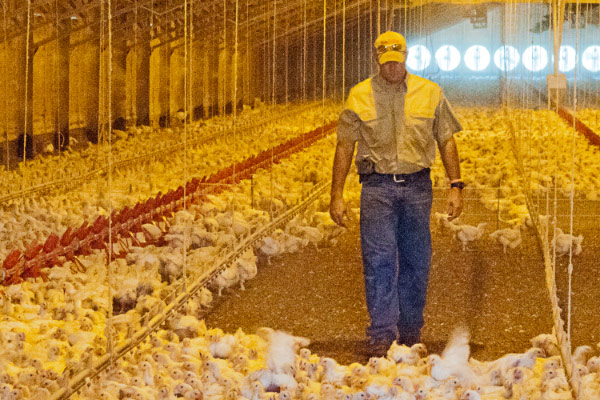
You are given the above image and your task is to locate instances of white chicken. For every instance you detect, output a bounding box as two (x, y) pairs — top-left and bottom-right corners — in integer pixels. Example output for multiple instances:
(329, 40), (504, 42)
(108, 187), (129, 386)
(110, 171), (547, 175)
(213, 264), (239, 296)
(489, 225), (522, 253)
(236, 248), (258, 290)
(552, 228), (583, 256)
(453, 223), (487, 251)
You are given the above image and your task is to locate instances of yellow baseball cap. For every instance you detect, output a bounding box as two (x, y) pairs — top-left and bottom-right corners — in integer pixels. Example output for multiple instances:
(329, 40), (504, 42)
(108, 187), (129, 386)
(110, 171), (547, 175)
(374, 31), (407, 64)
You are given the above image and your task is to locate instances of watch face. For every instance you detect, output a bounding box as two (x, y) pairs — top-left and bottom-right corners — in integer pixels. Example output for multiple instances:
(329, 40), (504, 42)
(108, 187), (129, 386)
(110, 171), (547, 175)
(451, 182), (465, 189)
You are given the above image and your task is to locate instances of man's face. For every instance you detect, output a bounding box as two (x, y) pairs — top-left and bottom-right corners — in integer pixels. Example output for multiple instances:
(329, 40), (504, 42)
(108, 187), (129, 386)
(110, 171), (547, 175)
(379, 61), (406, 84)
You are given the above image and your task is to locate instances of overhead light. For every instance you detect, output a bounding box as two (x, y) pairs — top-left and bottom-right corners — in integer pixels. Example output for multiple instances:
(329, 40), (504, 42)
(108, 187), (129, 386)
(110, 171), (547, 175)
(435, 45), (461, 72)
(557, 46), (577, 72)
(406, 45), (431, 71)
(522, 45), (548, 72)
(494, 46), (520, 71)
(582, 46), (600, 72)
(464, 45), (490, 71)
(70, 16), (77, 20)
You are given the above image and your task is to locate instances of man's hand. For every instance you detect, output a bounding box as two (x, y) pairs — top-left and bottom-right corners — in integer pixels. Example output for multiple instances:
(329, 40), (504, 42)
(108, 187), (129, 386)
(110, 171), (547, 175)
(330, 196), (348, 227)
(447, 188), (463, 221)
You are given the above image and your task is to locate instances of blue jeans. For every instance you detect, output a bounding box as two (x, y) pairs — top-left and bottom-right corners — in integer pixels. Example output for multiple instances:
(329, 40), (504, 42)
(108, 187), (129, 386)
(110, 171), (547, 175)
(360, 169), (433, 345)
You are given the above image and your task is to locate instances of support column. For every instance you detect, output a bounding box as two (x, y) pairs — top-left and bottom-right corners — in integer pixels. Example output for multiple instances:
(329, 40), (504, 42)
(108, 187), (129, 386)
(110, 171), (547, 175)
(169, 44), (185, 125)
(111, 50), (127, 130)
(14, 9), (35, 159)
(86, 25), (100, 143)
(191, 40), (204, 120)
(135, 43), (150, 126)
(201, 46), (210, 119)
(56, 20), (70, 150)
(158, 44), (171, 127)
(217, 44), (229, 115)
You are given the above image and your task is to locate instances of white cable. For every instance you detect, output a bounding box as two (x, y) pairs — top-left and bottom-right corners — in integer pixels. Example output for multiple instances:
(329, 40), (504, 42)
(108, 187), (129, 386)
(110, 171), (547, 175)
(183, 0), (189, 292)
(54, 0), (60, 157)
(567, 0), (581, 350)
(357, 1), (360, 82)
(3, 0), (7, 169)
(342, 0), (345, 103)
(23, 0), (32, 175)
(102, 0), (115, 365)
(322, 0), (326, 126)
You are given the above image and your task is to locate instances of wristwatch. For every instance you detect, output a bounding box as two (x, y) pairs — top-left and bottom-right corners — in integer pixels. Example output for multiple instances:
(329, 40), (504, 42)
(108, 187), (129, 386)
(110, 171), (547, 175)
(450, 181), (465, 190)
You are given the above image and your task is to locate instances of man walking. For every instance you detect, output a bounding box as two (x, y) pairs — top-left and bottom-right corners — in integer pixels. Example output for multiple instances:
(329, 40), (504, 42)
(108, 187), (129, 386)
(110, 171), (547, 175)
(329, 31), (464, 357)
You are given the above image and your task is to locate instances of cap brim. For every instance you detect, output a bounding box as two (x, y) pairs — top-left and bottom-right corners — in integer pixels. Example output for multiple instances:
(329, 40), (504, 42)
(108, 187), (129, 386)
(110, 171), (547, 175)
(379, 51), (406, 64)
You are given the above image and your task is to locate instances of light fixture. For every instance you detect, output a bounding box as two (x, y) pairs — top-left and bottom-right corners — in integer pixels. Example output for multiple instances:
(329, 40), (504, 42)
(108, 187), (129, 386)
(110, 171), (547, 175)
(558, 45), (577, 72)
(406, 45), (431, 71)
(582, 46), (600, 72)
(435, 45), (461, 72)
(464, 45), (490, 71)
(494, 46), (520, 71)
(522, 45), (548, 72)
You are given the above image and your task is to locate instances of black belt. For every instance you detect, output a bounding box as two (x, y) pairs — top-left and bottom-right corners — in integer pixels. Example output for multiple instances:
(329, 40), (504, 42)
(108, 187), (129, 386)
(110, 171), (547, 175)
(360, 168), (430, 184)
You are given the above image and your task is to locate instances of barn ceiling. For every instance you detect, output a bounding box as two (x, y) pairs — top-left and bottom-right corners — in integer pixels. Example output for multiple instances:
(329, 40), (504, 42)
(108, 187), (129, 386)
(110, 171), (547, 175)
(0, 0), (483, 52)
(2, 1), (595, 54)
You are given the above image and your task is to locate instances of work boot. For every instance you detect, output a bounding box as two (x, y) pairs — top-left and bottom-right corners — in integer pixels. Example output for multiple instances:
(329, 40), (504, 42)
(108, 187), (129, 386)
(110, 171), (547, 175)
(367, 338), (393, 358)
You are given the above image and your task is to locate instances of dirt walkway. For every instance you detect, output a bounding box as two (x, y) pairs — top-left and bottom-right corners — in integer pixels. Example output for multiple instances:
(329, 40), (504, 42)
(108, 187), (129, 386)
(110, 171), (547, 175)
(204, 192), (600, 365)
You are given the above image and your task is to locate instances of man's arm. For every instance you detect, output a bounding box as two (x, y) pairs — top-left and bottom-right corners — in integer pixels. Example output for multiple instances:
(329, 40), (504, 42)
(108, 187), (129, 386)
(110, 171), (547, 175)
(439, 136), (463, 221)
(330, 140), (355, 227)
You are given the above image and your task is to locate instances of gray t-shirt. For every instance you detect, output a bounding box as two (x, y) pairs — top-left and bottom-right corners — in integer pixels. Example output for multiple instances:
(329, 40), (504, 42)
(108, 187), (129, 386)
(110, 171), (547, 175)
(338, 73), (462, 174)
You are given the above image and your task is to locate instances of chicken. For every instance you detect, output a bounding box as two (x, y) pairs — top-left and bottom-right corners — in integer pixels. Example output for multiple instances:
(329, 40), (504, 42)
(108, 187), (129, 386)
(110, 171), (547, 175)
(258, 236), (283, 264)
(552, 228), (583, 256)
(387, 342), (427, 365)
(489, 225), (522, 253)
(454, 223), (487, 251)
(428, 326), (476, 386)
(236, 248), (258, 290)
(213, 264), (239, 296)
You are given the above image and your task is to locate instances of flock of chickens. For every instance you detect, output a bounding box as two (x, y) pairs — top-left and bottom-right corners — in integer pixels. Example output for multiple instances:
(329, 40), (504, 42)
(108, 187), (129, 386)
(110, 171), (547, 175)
(0, 102), (598, 399)
(426, 107), (596, 256)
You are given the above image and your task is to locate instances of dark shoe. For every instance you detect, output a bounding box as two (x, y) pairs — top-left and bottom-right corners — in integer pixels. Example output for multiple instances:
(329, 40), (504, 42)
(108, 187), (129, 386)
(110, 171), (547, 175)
(367, 339), (392, 358)
(399, 335), (421, 347)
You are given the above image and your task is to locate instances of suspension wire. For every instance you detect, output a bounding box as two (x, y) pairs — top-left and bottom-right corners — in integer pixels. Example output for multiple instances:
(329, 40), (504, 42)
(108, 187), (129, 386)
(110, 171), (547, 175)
(232, 0), (240, 253)
(301, 0), (307, 198)
(23, 0), (32, 169)
(54, 0), (60, 157)
(182, 0), (189, 292)
(357, 1), (360, 82)
(369, 0), (372, 76)
(404, 0), (407, 37)
(567, 0), (581, 349)
(104, 0), (115, 364)
(285, 20), (288, 106)
(385, 0), (388, 31)
(377, 0), (380, 36)
(313, 6), (317, 100)
(303, 0), (307, 108)
(272, 0), (276, 107)
(131, 0), (138, 126)
(342, 0), (345, 103)
(333, 0), (337, 101)
(322, 0), (326, 126)
(246, 0), (249, 108)
(223, 0), (227, 116)
(270, 0), (276, 218)
(3, 0), (7, 169)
